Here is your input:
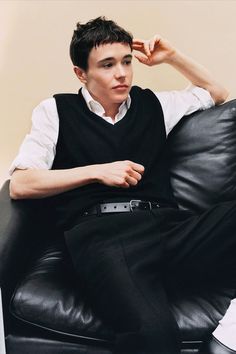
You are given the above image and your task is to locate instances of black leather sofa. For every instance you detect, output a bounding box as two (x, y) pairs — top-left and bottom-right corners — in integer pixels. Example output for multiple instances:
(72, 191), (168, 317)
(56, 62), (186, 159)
(1, 99), (236, 354)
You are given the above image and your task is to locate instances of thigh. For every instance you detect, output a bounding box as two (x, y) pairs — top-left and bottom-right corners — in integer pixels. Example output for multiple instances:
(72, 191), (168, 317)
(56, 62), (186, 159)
(64, 211), (179, 340)
(161, 200), (236, 286)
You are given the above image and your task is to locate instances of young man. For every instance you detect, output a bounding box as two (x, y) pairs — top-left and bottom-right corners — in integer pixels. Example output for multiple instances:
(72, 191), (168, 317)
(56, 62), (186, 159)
(9, 17), (236, 354)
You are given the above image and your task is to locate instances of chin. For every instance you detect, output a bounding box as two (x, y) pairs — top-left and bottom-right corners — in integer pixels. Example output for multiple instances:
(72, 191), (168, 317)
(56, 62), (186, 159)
(113, 93), (129, 103)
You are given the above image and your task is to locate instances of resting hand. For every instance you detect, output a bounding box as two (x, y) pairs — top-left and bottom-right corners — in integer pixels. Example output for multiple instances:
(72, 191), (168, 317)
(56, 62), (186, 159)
(94, 160), (145, 188)
(132, 34), (176, 66)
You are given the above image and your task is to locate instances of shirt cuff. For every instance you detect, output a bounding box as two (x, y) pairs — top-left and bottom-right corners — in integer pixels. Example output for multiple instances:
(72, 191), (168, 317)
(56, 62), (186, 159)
(9, 156), (50, 175)
(185, 84), (215, 110)
(9, 159), (32, 175)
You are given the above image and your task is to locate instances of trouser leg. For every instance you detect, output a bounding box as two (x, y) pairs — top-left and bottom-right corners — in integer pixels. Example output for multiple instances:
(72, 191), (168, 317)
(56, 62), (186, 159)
(65, 212), (181, 354)
(160, 200), (236, 287)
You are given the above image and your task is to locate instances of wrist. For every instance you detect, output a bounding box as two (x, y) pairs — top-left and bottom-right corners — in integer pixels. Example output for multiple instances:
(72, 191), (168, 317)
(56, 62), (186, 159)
(164, 48), (181, 65)
(85, 164), (102, 184)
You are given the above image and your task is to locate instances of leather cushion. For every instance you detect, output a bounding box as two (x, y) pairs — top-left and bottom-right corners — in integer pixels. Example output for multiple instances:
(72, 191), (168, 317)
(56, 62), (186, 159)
(6, 334), (112, 354)
(11, 238), (114, 342)
(168, 99), (236, 213)
(10, 238), (234, 342)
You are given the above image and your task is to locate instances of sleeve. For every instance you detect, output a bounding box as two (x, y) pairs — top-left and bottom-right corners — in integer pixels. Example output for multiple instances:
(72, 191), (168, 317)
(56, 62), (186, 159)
(155, 85), (215, 135)
(9, 98), (59, 175)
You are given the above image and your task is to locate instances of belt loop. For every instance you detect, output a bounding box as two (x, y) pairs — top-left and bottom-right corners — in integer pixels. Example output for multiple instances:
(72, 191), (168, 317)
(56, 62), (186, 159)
(96, 204), (102, 217)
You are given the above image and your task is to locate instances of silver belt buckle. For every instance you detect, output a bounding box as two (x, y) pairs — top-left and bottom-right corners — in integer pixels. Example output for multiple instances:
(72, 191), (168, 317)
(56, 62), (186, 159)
(129, 200), (152, 212)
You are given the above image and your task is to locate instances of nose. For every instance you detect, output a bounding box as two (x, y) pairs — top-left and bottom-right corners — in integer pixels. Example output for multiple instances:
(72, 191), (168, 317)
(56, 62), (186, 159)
(115, 64), (126, 79)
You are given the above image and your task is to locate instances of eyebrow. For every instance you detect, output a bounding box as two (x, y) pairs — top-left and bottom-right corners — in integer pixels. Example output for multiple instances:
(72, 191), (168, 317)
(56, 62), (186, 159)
(97, 54), (133, 64)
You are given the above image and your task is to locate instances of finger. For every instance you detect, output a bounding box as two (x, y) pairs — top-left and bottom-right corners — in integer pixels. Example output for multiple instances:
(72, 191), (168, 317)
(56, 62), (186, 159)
(149, 38), (156, 52)
(129, 161), (145, 174)
(129, 170), (142, 181)
(132, 43), (144, 51)
(143, 41), (151, 57)
(134, 53), (149, 65)
(125, 175), (139, 186)
(132, 44), (146, 56)
(121, 180), (131, 188)
(114, 177), (130, 188)
(132, 45), (145, 55)
(120, 181), (130, 188)
(132, 42), (143, 48)
(150, 35), (161, 52)
(132, 38), (145, 45)
(132, 39), (145, 51)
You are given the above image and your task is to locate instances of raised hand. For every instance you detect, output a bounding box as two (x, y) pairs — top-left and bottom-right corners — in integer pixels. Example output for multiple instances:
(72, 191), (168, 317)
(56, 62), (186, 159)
(132, 34), (176, 66)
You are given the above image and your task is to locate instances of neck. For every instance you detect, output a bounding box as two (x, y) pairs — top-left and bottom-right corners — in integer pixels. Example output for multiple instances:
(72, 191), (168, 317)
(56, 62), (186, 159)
(82, 86), (124, 120)
(104, 104), (120, 120)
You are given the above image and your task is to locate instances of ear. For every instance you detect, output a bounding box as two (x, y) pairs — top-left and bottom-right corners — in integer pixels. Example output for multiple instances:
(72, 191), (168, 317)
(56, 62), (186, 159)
(73, 66), (87, 84)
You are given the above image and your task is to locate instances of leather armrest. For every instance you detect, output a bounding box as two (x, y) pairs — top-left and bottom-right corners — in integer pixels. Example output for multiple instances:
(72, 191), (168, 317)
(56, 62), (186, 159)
(169, 99), (236, 212)
(0, 181), (39, 290)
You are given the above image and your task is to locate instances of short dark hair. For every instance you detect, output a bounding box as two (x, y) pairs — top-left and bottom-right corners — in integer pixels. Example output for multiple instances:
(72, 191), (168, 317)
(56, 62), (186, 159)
(70, 16), (133, 71)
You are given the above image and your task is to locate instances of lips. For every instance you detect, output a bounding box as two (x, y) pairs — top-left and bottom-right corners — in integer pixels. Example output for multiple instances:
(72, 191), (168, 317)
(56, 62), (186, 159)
(112, 85), (129, 89)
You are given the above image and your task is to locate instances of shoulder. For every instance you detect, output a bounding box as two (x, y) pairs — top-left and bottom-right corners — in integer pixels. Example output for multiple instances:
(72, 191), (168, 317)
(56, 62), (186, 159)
(53, 93), (83, 111)
(31, 98), (59, 130)
(34, 97), (55, 109)
(32, 97), (57, 117)
(53, 93), (78, 99)
(131, 85), (154, 95)
(130, 85), (162, 110)
(130, 85), (160, 101)
(53, 93), (79, 103)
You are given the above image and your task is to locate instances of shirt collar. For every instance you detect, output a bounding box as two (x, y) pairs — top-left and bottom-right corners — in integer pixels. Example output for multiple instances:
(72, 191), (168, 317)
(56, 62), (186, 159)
(81, 86), (131, 123)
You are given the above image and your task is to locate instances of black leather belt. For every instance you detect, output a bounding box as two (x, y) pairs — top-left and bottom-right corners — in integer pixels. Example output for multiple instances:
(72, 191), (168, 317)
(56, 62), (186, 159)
(83, 200), (174, 216)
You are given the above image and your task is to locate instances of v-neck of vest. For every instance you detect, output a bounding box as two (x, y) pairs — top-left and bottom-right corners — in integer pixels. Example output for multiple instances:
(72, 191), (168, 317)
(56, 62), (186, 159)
(78, 89), (134, 129)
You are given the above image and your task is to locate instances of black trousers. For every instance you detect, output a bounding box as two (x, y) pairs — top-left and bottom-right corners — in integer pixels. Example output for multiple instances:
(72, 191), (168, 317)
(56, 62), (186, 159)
(65, 200), (236, 354)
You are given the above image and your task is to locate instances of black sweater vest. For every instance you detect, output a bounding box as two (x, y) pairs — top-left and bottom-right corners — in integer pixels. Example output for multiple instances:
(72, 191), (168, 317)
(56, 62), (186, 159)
(51, 86), (176, 230)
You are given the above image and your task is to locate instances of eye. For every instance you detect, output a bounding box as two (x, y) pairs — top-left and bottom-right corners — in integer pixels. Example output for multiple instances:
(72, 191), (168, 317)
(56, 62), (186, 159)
(123, 60), (132, 65)
(103, 62), (113, 68)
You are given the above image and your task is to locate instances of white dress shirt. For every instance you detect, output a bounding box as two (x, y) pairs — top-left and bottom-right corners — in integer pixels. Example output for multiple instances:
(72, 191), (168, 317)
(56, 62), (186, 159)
(9, 85), (214, 174)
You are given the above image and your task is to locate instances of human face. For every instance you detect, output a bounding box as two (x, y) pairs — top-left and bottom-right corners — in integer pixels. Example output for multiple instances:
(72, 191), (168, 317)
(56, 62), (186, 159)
(82, 42), (133, 117)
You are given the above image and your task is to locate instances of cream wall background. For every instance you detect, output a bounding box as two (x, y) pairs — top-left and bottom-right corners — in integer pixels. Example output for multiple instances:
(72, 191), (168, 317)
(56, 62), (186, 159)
(1, 0), (235, 187)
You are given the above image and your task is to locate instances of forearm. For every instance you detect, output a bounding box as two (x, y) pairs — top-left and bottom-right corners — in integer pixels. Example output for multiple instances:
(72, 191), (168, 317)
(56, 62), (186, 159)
(165, 49), (229, 104)
(9, 166), (97, 199)
(133, 36), (229, 105)
(9, 160), (145, 200)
